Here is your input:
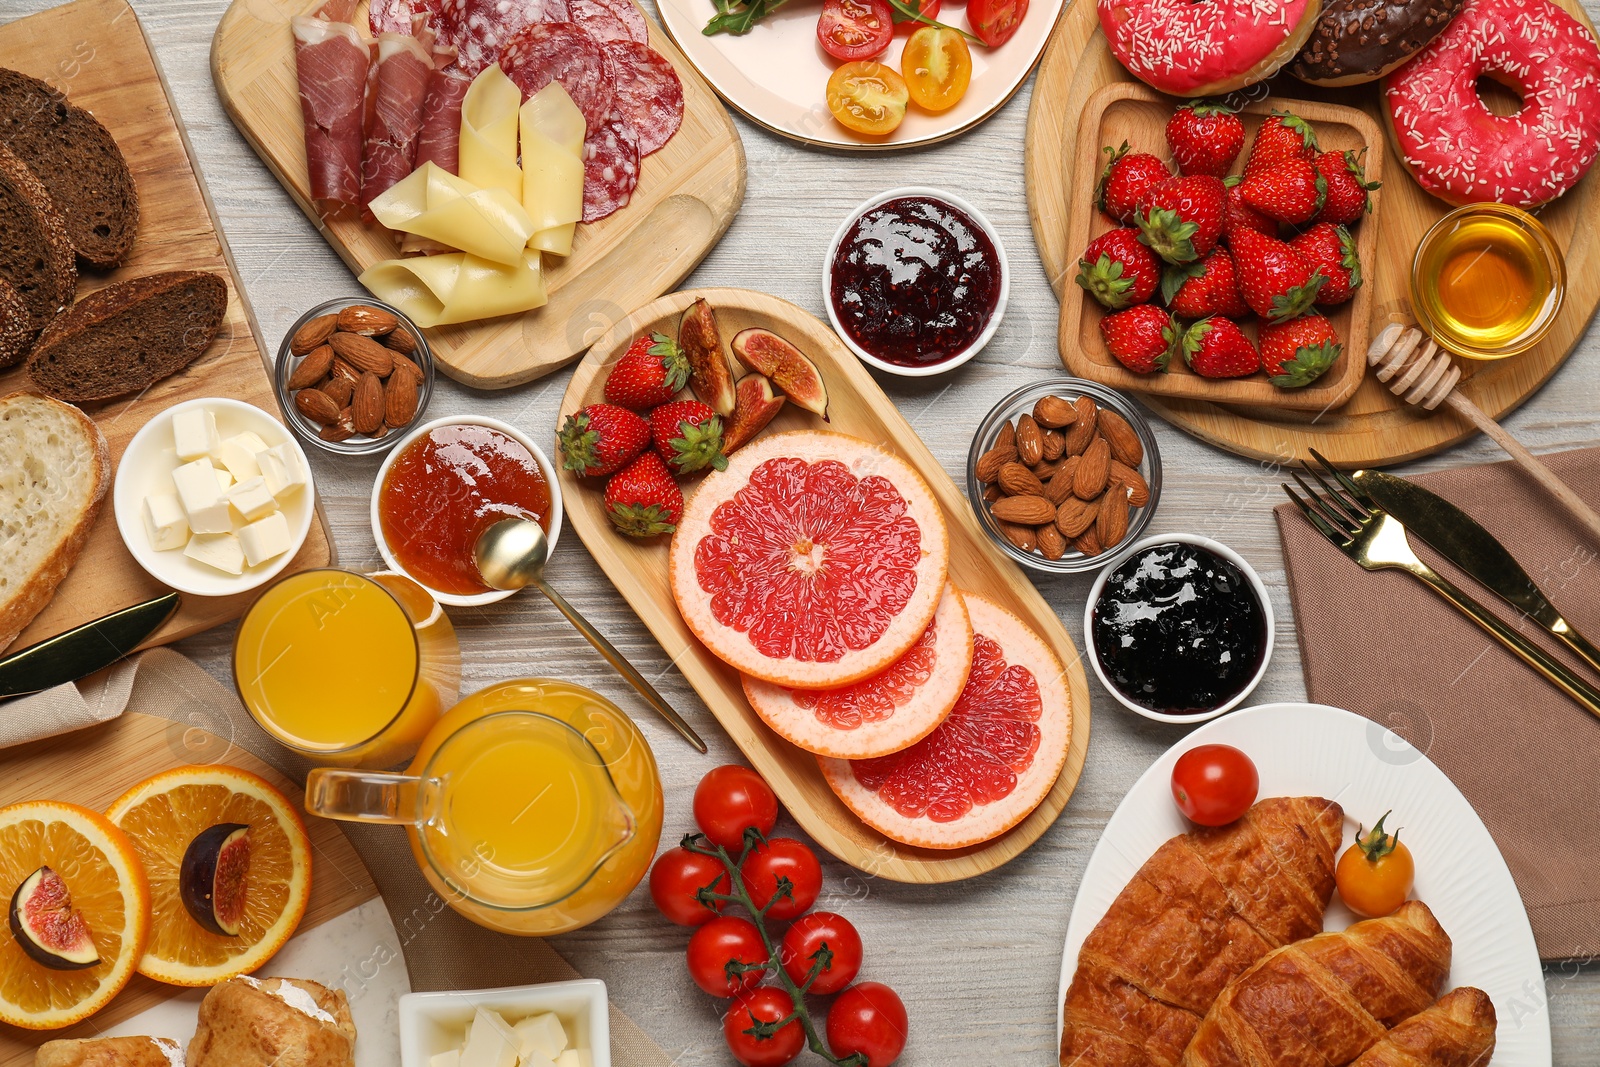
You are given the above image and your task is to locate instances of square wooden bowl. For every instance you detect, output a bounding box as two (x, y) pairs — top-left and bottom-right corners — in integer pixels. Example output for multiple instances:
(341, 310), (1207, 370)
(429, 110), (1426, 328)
(1057, 82), (1384, 412)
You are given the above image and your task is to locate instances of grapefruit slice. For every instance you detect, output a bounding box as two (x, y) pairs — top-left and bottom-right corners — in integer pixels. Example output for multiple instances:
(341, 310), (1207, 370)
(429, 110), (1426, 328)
(742, 584), (973, 759)
(819, 594), (1073, 849)
(670, 430), (950, 688)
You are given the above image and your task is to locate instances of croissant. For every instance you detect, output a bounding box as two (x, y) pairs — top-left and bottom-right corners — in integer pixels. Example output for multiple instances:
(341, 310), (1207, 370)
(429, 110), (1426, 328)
(1183, 900), (1453, 1067)
(1060, 797), (1344, 1067)
(1350, 987), (1497, 1067)
(34, 1037), (182, 1067)
(186, 976), (356, 1067)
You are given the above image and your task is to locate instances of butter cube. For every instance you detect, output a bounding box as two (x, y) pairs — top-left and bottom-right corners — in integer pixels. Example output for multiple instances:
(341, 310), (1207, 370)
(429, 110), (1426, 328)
(172, 458), (232, 535)
(514, 1014), (568, 1060)
(554, 1051), (588, 1067)
(216, 433), (264, 481)
(430, 1052), (461, 1067)
(227, 477), (279, 523)
(460, 1007), (519, 1067)
(260, 443), (308, 498)
(142, 493), (189, 552)
(519, 1051), (559, 1067)
(238, 511), (291, 567)
(214, 466), (234, 493)
(184, 532), (244, 575)
(172, 407), (219, 461)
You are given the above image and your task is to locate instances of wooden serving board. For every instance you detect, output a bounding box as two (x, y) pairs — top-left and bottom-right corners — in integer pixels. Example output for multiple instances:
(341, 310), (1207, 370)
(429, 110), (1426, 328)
(0, 0), (334, 656)
(0, 712), (381, 1064)
(558, 288), (1093, 884)
(1060, 83), (1381, 412)
(212, 0), (747, 390)
(1024, 0), (1600, 467)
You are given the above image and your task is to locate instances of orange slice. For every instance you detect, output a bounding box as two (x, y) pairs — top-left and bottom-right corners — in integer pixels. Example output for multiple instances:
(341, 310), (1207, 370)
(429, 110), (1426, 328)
(0, 801), (151, 1029)
(106, 766), (311, 987)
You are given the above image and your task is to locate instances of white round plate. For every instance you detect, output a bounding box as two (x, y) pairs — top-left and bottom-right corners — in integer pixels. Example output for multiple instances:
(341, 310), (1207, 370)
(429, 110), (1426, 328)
(1056, 703), (1550, 1066)
(657, 0), (1065, 149)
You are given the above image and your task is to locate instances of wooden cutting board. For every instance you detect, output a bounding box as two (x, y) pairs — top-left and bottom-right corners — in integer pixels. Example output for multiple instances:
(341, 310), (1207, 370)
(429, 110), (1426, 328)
(212, 0), (746, 389)
(0, 712), (381, 1063)
(560, 288), (1093, 884)
(0, 0), (335, 656)
(1024, 0), (1600, 467)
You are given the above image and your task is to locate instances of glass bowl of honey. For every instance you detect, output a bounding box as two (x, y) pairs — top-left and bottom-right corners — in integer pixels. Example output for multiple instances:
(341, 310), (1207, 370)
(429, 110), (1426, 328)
(1410, 203), (1565, 360)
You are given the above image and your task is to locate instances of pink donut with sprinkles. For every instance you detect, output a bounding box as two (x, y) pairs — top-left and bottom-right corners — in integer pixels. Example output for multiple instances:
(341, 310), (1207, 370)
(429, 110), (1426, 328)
(1098, 0), (1323, 96)
(1383, 0), (1600, 207)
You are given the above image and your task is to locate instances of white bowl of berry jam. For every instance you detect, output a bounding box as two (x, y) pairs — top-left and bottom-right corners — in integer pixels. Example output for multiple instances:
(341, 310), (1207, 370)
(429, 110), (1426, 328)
(824, 186), (1009, 377)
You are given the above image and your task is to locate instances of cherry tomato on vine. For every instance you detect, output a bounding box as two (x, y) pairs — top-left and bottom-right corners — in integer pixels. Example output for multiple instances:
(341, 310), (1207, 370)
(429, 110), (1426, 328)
(648, 846), (728, 926)
(901, 25), (972, 112)
(779, 910), (863, 995)
(827, 982), (908, 1067)
(1171, 744), (1259, 826)
(694, 765), (780, 852)
(687, 915), (769, 996)
(893, 0), (941, 27)
(1336, 812), (1415, 918)
(817, 0), (895, 62)
(741, 838), (823, 920)
(825, 61), (910, 137)
(966, 0), (1028, 46)
(724, 986), (805, 1067)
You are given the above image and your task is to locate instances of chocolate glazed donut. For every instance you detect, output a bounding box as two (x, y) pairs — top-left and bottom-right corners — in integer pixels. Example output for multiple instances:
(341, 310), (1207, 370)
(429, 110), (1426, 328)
(1291, 0), (1466, 84)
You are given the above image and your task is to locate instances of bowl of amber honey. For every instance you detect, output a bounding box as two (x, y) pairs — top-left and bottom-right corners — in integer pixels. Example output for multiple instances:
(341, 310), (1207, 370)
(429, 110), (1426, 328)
(1410, 203), (1565, 360)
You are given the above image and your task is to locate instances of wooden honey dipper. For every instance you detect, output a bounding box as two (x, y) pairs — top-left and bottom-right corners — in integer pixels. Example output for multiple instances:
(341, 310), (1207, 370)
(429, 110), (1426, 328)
(1367, 322), (1600, 545)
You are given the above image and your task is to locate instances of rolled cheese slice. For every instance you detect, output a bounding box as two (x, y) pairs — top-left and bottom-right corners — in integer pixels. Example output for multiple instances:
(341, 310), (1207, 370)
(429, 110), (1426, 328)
(358, 251), (547, 326)
(369, 162), (534, 265)
(519, 83), (586, 257)
(459, 63), (523, 198)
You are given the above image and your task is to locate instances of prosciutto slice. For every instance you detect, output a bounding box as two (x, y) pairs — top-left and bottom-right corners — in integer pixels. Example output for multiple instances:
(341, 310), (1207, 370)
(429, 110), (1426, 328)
(414, 64), (472, 173)
(292, 14), (369, 209)
(361, 32), (435, 205)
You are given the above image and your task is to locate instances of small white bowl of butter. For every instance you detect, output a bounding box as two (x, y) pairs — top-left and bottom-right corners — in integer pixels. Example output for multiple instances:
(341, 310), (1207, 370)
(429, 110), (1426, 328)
(399, 979), (607, 1067)
(114, 397), (316, 597)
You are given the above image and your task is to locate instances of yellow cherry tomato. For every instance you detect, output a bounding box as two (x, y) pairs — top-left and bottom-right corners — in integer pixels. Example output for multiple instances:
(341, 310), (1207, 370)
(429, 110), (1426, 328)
(901, 25), (972, 112)
(1335, 811), (1416, 918)
(826, 61), (910, 137)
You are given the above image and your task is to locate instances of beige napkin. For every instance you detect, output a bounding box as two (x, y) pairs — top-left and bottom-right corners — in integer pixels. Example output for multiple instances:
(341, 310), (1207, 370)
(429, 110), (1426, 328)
(0, 657), (142, 747)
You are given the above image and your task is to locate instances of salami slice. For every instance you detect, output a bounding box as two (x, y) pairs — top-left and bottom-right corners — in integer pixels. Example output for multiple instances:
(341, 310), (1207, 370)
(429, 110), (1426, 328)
(368, 0), (414, 36)
(590, 0), (650, 42)
(419, 0), (565, 75)
(498, 22), (616, 132)
(598, 40), (683, 156)
(582, 109), (640, 222)
(567, 0), (634, 44)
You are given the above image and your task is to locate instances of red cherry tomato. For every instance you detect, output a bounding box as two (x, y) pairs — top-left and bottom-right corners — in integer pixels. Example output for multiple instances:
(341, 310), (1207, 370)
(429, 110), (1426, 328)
(687, 915), (769, 996)
(966, 0), (1028, 46)
(694, 765), (780, 852)
(648, 846), (728, 926)
(894, 0), (941, 27)
(826, 982), (908, 1067)
(723, 987), (805, 1067)
(817, 0), (895, 62)
(1171, 744), (1259, 826)
(740, 838), (822, 921)
(779, 911), (863, 995)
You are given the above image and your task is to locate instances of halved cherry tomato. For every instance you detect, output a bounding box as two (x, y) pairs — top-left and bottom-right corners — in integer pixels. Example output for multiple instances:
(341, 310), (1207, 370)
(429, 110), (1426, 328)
(817, 0), (895, 62)
(740, 837), (822, 920)
(779, 911), (863, 994)
(1336, 812), (1416, 918)
(826, 61), (910, 137)
(724, 987), (805, 1067)
(967, 0), (1028, 46)
(694, 765), (779, 852)
(687, 915), (769, 996)
(893, 0), (941, 27)
(1171, 744), (1259, 826)
(901, 25), (972, 112)
(649, 846), (729, 926)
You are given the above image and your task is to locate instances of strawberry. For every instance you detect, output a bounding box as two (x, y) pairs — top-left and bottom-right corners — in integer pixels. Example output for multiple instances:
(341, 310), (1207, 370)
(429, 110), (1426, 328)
(1229, 227), (1326, 321)
(1165, 101), (1245, 179)
(603, 451), (684, 537)
(1243, 111), (1320, 180)
(1314, 149), (1380, 225)
(649, 399), (728, 475)
(1174, 316), (1259, 378)
(1240, 158), (1326, 225)
(1289, 222), (1362, 305)
(1096, 142), (1171, 223)
(1134, 175), (1226, 265)
(1223, 181), (1277, 240)
(557, 403), (650, 478)
(1260, 313), (1342, 388)
(1162, 250), (1250, 319)
(1075, 228), (1161, 309)
(603, 332), (690, 410)
(1100, 303), (1176, 374)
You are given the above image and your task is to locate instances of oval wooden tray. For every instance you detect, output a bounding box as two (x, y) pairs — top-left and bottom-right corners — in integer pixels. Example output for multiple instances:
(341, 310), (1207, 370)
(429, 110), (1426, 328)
(1024, 0), (1600, 467)
(557, 288), (1092, 883)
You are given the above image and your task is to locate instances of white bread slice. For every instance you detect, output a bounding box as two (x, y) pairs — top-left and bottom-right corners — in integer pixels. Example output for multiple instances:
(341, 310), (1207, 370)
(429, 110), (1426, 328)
(0, 392), (110, 652)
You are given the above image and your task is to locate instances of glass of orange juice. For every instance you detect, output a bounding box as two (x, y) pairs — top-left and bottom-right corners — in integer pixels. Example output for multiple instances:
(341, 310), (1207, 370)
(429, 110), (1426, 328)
(233, 568), (460, 768)
(304, 679), (662, 935)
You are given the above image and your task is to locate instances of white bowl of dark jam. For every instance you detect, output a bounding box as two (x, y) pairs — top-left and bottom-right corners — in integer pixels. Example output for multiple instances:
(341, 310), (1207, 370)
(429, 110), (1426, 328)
(824, 186), (1008, 377)
(1084, 534), (1275, 724)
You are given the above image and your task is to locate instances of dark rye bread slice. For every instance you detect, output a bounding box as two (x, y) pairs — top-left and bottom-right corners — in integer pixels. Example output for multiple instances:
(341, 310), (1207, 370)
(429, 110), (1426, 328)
(28, 270), (228, 403)
(0, 277), (30, 368)
(0, 142), (75, 344)
(0, 67), (139, 269)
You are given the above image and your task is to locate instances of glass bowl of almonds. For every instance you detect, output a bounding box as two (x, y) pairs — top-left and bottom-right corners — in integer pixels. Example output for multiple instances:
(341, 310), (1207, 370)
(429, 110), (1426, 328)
(967, 379), (1162, 575)
(275, 297), (434, 456)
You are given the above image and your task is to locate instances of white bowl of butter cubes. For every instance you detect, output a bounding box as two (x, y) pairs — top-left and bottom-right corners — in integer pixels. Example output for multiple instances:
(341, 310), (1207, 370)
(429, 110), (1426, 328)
(399, 979), (607, 1067)
(114, 397), (315, 597)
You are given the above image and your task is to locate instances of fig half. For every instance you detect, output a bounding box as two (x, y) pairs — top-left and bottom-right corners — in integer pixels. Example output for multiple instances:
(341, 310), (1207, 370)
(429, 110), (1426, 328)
(9, 866), (100, 970)
(679, 298), (737, 416)
(180, 823), (252, 937)
(730, 328), (829, 420)
(723, 374), (786, 454)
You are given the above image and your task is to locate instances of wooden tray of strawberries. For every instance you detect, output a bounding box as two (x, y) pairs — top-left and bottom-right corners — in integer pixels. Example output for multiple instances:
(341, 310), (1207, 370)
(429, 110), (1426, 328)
(1058, 82), (1383, 412)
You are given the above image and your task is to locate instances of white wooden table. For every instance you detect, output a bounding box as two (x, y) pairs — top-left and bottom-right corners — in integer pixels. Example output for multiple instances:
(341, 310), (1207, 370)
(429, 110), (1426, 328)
(14, 0), (1599, 1058)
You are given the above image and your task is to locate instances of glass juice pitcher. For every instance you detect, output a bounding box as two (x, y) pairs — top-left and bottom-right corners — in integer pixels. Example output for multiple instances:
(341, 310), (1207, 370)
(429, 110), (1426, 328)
(305, 679), (663, 935)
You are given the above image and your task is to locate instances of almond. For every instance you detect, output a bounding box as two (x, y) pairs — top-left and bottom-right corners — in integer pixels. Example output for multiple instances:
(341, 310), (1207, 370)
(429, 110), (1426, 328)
(290, 313), (337, 355)
(337, 304), (399, 337)
(975, 444), (1013, 484)
(997, 462), (1045, 497)
(294, 387), (340, 425)
(353, 372), (385, 434)
(1055, 496), (1098, 538)
(384, 368), (419, 427)
(330, 358), (361, 385)
(998, 521), (1037, 552)
(1033, 394), (1077, 429)
(319, 421), (354, 442)
(330, 331), (395, 376)
(991, 494), (1055, 525)
(983, 484), (1003, 504)
(389, 352), (423, 382)
(1098, 409), (1144, 466)
(1097, 490), (1130, 549)
(1042, 429), (1065, 461)
(1074, 437), (1112, 500)
(1073, 528), (1103, 557)
(1045, 457), (1081, 504)
(287, 344), (334, 390)
(1015, 414), (1043, 466)
(384, 327), (418, 354)
(1037, 523), (1067, 560)
(1110, 460), (1151, 507)
(321, 376), (355, 407)
(1064, 399), (1099, 456)
(995, 419), (1016, 455)
(1032, 458), (1064, 481)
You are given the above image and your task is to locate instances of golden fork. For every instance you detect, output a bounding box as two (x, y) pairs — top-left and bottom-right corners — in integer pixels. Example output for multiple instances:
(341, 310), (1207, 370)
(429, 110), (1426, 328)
(1283, 453), (1600, 722)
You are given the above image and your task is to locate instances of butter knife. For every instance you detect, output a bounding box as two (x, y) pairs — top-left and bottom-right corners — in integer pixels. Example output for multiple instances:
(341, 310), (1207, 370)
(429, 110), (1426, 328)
(1351, 469), (1600, 676)
(0, 593), (181, 699)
